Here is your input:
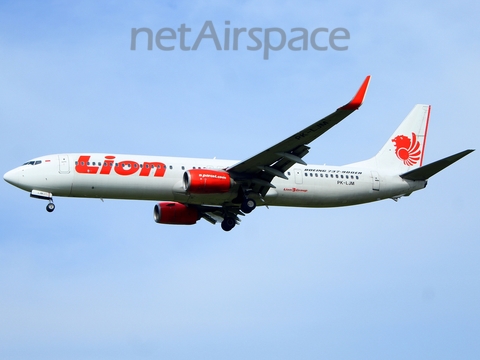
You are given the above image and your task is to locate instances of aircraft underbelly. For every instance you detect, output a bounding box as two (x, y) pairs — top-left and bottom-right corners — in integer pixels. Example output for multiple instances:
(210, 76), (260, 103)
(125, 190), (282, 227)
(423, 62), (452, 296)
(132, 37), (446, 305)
(266, 175), (413, 208)
(70, 173), (176, 200)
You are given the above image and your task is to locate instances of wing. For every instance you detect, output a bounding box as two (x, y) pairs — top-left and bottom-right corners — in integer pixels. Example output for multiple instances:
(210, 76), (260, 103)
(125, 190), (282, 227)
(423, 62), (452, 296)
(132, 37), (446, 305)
(227, 75), (371, 196)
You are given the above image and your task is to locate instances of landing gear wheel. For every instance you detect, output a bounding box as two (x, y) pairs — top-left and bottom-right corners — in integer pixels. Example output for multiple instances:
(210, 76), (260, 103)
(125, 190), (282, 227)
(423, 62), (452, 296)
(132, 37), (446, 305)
(241, 198), (256, 214)
(221, 217), (236, 232)
(46, 203), (55, 213)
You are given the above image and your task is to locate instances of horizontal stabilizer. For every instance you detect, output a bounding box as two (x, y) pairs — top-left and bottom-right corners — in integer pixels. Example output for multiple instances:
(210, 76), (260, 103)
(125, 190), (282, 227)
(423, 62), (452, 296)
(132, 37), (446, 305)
(400, 149), (474, 181)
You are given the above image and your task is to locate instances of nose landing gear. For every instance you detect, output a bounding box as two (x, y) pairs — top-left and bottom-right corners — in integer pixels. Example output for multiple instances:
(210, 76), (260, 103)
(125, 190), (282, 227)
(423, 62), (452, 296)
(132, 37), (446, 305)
(30, 190), (55, 213)
(46, 200), (55, 213)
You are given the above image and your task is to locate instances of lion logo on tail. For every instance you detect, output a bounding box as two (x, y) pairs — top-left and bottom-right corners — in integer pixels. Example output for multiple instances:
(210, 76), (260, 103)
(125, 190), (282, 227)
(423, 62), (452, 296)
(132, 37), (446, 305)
(392, 132), (422, 166)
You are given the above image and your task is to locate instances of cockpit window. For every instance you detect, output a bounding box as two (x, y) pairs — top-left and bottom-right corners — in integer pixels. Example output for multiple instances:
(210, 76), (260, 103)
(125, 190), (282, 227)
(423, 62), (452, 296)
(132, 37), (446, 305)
(22, 160), (42, 166)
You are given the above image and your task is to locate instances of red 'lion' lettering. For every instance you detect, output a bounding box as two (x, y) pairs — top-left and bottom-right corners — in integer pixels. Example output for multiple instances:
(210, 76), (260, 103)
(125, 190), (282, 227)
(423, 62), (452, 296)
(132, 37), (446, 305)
(115, 161), (139, 176)
(140, 162), (166, 177)
(75, 155), (166, 177)
(75, 156), (99, 174)
(99, 156), (115, 175)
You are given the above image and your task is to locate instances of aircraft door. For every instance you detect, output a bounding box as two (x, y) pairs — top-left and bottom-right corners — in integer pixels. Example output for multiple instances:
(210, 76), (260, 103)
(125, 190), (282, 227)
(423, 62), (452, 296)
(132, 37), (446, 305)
(58, 155), (70, 174)
(294, 169), (303, 184)
(371, 171), (380, 191)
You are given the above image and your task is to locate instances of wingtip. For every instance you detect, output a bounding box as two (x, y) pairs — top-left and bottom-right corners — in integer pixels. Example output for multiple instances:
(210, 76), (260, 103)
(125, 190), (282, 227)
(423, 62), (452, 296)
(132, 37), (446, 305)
(339, 75), (371, 111)
(460, 149), (475, 156)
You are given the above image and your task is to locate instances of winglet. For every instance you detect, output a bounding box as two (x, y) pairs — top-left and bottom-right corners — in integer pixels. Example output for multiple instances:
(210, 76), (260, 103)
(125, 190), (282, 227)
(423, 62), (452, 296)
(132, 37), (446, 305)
(339, 75), (371, 110)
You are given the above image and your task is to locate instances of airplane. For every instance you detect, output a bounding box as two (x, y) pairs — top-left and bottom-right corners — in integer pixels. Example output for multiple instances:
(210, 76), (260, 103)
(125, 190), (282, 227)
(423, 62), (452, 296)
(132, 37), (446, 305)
(3, 76), (474, 231)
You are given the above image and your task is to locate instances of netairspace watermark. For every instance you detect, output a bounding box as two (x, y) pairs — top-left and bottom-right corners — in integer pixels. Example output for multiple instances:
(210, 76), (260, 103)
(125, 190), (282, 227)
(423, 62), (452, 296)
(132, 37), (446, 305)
(131, 20), (350, 60)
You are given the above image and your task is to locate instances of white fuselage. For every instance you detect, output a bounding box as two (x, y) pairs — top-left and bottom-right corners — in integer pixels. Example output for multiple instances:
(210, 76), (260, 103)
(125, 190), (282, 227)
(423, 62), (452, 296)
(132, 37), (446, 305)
(4, 153), (426, 208)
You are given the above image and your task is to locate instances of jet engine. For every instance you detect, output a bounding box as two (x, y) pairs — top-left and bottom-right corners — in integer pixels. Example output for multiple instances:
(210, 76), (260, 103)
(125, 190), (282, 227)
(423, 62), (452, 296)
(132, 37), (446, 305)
(183, 169), (232, 194)
(153, 202), (199, 225)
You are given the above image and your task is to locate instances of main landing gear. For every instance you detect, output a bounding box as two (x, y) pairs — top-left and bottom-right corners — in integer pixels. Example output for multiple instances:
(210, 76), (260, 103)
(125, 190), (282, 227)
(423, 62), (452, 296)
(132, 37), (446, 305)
(220, 197), (257, 232)
(221, 217), (236, 232)
(241, 198), (256, 214)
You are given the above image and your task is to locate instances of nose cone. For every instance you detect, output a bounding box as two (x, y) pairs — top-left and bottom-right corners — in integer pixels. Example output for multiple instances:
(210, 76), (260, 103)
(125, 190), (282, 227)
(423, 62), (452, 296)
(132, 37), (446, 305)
(4, 168), (20, 188)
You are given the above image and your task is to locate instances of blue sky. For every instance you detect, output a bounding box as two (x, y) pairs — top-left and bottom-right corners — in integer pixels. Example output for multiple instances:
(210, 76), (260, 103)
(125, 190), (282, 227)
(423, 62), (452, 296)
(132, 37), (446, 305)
(0, 1), (479, 359)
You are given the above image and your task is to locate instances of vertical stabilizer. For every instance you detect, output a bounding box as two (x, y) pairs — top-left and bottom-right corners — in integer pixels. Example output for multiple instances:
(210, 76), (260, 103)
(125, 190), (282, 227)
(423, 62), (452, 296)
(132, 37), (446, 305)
(370, 104), (430, 174)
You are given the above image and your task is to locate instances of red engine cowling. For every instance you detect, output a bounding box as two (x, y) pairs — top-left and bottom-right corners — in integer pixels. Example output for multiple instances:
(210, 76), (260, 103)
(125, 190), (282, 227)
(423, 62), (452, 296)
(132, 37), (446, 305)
(183, 169), (232, 194)
(153, 202), (199, 225)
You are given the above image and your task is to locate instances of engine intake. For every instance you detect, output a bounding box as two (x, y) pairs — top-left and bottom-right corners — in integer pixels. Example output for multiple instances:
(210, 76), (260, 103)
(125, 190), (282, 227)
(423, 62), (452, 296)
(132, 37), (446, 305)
(153, 202), (199, 225)
(183, 169), (232, 194)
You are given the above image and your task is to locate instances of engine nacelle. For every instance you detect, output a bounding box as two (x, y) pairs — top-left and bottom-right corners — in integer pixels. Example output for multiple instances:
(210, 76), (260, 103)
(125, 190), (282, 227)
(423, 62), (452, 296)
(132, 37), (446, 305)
(183, 169), (232, 194)
(153, 202), (199, 225)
